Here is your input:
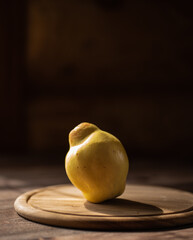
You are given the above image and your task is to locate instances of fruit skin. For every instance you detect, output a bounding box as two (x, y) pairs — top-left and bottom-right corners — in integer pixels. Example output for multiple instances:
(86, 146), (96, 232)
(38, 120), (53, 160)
(65, 122), (129, 203)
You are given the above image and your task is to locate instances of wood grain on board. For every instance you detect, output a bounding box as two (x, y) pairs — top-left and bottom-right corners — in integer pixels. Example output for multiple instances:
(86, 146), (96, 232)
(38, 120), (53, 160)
(14, 184), (193, 230)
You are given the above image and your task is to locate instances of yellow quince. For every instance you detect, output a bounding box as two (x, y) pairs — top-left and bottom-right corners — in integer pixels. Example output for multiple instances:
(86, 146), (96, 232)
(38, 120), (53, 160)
(65, 122), (129, 203)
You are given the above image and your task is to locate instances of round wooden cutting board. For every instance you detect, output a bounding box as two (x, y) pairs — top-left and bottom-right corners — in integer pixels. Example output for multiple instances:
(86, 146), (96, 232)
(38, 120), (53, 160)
(14, 184), (193, 230)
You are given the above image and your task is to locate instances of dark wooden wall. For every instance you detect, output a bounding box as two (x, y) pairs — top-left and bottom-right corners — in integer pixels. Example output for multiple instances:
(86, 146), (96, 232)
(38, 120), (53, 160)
(0, 1), (27, 153)
(1, 0), (193, 162)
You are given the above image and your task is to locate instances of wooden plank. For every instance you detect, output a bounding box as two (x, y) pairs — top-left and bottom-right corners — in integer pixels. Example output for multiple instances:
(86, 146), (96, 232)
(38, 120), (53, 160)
(0, 1), (27, 152)
(27, 1), (193, 87)
(27, 95), (193, 159)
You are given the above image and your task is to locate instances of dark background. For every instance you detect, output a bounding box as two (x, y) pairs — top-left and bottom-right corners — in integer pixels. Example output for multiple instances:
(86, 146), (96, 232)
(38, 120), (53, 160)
(0, 0), (193, 166)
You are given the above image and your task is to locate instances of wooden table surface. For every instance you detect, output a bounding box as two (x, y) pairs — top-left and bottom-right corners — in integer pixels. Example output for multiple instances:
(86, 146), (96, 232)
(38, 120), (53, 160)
(1, 156), (193, 240)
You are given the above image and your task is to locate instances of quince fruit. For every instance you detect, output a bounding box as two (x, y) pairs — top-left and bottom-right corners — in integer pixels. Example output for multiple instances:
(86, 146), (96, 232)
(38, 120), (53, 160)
(65, 122), (129, 203)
